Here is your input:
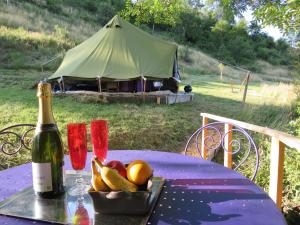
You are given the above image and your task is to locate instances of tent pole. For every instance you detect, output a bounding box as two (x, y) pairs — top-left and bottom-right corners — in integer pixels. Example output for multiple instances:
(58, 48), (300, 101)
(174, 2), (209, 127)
(58, 80), (62, 92)
(144, 79), (147, 102)
(97, 76), (102, 92)
(61, 76), (65, 92)
(142, 76), (146, 102)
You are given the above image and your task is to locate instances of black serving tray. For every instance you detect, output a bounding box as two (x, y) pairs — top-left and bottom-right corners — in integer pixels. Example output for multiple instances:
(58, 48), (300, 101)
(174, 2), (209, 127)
(0, 171), (164, 225)
(88, 178), (156, 215)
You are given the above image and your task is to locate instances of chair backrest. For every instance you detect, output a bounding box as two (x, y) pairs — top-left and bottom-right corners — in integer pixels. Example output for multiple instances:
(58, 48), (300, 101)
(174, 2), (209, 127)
(184, 122), (259, 181)
(0, 124), (35, 169)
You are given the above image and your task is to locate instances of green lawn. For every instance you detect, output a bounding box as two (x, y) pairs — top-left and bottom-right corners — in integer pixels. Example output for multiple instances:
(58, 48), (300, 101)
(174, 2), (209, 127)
(0, 69), (295, 153)
(0, 68), (295, 145)
(0, 1), (299, 223)
(0, 68), (299, 223)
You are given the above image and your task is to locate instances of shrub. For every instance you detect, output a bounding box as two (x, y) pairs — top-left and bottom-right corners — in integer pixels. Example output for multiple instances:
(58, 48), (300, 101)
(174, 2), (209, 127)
(84, 0), (98, 12)
(182, 46), (193, 63)
(46, 0), (61, 13)
(97, 2), (116, 25)
(257, 47), (270, 61)
(53, 25), (69, 39)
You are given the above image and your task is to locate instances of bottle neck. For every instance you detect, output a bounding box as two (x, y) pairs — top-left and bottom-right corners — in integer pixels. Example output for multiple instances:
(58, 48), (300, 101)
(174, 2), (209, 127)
(38, 97), (55, 125)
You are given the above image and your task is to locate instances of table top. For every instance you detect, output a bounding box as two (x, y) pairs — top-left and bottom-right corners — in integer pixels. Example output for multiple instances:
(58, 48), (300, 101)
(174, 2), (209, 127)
(0, 150), (286, 225)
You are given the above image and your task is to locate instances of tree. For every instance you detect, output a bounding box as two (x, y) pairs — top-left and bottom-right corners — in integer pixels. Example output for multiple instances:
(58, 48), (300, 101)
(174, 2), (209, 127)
(121, 0), (185, 33)
(206, 0), (300, 35)
(211, 19), (230, 33)
(111, 0), (126, 11)
(235, 18), (247, 31)
(187, 0), (205, 9)
(248, 21), (262, 36)
(253, 0), (300, 35)
(204, 0), (247, 22)
(287, 31), (300, 48)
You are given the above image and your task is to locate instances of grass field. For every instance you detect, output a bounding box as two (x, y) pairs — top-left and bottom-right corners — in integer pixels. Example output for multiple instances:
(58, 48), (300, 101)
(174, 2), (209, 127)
(0, 69), (296, 150)
(0, 1), (299, 223)
(1, 68), (299, 220)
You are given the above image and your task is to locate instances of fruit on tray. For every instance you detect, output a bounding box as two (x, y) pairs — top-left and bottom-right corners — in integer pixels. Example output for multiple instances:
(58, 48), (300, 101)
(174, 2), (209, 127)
(106, 160), (127, 178)
(91, 160), (109, 191)
(93, 158), (138, 192)
(127, 160), (153, 185)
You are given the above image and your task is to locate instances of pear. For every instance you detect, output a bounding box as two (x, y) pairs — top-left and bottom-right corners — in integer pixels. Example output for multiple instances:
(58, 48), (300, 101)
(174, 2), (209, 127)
(91, 160), (109, 191)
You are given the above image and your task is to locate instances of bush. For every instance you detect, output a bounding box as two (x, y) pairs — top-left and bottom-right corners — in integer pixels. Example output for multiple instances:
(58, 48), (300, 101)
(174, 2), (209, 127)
(84, 0), (97, 12)
(97, 2), (117, 25)
(245, 63), (261, 73)
(53, 25), (69, 39)
(182, 46), (193, 63)
(46, 0), (61, 13)
(257, 47), (269, 61)
(226, 36), (255, 64)
(216, 44), (235, 64)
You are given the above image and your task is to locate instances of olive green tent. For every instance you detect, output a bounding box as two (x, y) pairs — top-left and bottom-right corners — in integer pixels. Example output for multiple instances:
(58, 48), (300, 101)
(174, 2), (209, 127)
(48, 15), (179, 85)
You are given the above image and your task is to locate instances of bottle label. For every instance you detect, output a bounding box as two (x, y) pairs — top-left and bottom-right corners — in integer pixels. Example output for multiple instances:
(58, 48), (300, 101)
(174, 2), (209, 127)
(32, 162), (53, 192)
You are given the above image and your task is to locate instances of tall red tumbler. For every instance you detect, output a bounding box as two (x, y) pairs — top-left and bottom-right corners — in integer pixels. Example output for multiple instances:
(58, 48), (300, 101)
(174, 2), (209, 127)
(90, 120), (108, 162)
(67, 123), (87, 170)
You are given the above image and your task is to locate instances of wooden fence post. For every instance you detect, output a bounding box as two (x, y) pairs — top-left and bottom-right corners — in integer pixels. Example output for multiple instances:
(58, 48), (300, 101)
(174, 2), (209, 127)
(269, 137), (285, 208)
(156, 96), (161, 104)
(218, 63), (224, 80)
(201, 117), (208, 159)
(242, 72), (250, 103)
(224, 124), (233, 168)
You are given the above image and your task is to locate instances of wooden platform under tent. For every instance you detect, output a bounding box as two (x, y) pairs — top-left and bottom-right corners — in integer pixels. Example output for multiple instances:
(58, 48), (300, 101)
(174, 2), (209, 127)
(53, 90), (193, 105)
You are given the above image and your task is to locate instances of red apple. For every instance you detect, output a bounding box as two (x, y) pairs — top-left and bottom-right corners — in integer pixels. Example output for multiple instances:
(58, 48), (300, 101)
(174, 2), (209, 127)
(106, 160), (127, 178)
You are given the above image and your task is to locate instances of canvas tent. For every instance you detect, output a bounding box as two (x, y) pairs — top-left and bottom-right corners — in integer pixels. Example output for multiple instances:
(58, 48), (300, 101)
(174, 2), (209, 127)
(48, 15), (180, 93)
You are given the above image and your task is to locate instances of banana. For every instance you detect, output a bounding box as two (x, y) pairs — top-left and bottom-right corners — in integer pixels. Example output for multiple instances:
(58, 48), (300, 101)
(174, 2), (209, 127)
(94, 157), (138, 192)
(91, 160), (110, 191)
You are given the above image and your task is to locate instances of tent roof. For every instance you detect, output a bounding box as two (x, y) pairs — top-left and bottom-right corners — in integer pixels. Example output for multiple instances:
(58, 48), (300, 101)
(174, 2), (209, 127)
(48, 15), (177, 81)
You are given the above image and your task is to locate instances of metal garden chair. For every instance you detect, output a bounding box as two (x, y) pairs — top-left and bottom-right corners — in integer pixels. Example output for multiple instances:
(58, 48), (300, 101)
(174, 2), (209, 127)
(184, 122), (259, 181)
(0, 124), (35, 169)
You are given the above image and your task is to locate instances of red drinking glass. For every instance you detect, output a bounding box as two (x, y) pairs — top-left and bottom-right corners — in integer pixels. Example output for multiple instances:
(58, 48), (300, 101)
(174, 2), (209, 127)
(67, 123), (88, 196)
(68, 123), (87, 170)
(90, 120), (108, 162)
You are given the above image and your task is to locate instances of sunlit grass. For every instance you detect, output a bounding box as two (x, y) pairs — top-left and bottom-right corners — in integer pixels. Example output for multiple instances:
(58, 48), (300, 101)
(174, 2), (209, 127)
(0, 26), (74, 48)
(181, 73), (297, 107)
(0, 69), (295, 154)
(0, 1), (97, 41)
(178, 46), (293, 82)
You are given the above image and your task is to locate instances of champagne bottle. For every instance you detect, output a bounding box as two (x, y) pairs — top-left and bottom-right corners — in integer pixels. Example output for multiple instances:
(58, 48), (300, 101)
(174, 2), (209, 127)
(32, 81), (65, 198)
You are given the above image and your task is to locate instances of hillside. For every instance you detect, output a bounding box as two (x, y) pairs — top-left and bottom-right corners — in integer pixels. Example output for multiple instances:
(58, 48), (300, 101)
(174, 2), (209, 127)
(0, 0), (294, 82)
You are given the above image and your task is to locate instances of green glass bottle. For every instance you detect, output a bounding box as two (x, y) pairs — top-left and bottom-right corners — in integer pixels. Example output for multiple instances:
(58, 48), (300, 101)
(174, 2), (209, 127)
(32, 81), (65, 198)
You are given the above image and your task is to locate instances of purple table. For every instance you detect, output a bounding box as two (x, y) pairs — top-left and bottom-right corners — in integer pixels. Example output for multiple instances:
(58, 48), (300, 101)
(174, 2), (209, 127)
(0, 150), (286, 225)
